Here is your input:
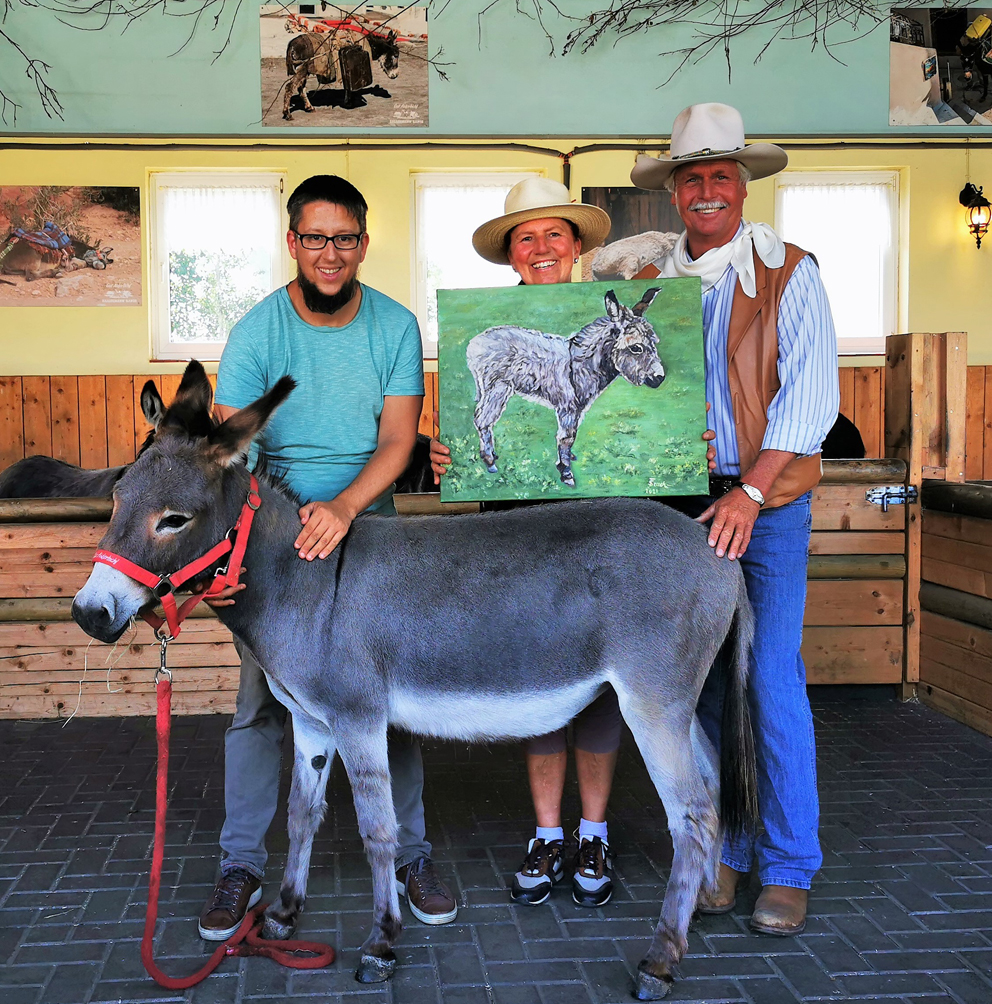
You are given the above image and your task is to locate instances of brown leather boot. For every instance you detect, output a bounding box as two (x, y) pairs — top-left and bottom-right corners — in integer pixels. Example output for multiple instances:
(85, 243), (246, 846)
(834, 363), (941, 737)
(696, 863), (747, 915)
(750, 885), (808, 936)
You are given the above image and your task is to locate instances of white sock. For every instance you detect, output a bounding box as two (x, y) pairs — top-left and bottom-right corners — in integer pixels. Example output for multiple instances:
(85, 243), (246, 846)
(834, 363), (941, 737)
(579, 818), (608, 843)
(535, 825), (564, 844)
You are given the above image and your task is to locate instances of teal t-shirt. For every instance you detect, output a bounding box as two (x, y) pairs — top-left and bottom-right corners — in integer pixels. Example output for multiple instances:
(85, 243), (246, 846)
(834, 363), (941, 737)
(216, 284), (424, 513)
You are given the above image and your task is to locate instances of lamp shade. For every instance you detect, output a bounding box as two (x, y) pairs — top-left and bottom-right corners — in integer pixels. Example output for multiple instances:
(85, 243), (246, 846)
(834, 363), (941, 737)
(960, 183), (991, 249)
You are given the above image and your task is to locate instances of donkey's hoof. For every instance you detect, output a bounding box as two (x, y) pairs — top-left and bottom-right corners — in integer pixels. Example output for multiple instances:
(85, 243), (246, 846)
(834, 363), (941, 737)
(632, 962), (673, 1000)
(562, 471), (575, 487)
(262, 912), (296, 941)
(486, 464), (498, 474)
(355, 952), (396, 983)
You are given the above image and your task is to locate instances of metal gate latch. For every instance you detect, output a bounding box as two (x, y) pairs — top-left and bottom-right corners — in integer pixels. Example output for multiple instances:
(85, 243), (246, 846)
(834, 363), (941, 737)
(865, 485), (919, 512)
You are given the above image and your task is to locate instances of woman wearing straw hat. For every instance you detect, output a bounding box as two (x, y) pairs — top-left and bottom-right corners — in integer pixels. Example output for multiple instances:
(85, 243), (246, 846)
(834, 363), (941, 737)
(432, 177), (624, 909)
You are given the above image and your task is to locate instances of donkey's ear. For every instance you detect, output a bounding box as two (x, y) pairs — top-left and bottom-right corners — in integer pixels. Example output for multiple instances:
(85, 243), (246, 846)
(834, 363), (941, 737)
(632, 286), (662, 317)
(604, 290), (623, 321)
(205, 377), (296, 468)
(173, 360), (214, 416)
(139, 380), (166, 429)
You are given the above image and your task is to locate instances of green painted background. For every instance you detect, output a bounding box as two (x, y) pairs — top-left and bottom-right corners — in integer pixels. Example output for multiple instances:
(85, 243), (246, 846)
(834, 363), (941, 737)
(0, 3), (954, 136)
(437, 277), (708, 503)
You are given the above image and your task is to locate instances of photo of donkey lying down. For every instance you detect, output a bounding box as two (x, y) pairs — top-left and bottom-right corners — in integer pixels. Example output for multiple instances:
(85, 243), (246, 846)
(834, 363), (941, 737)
(71, 361), (757, 1001)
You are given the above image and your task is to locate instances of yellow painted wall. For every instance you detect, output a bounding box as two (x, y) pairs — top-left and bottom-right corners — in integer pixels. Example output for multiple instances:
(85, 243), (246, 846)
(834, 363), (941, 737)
(2, 138), (992, 374)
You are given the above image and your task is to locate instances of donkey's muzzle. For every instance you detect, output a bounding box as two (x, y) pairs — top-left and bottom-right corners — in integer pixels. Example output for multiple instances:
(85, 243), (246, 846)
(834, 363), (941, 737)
(644, 373), (666, 389)
(71, 596), (129, 644)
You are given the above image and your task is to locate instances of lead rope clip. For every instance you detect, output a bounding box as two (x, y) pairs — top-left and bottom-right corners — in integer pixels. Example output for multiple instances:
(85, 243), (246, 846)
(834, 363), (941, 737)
(155, 635), (172, 685)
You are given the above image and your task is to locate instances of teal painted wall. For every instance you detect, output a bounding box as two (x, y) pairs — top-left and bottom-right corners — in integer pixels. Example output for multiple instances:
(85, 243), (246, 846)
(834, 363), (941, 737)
(0, 3), (952, 137)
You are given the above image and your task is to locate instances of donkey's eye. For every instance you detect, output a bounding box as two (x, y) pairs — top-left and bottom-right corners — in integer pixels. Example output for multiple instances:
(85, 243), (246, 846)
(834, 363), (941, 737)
(156, 513), (192, 532)
(628, 344), (645, 354)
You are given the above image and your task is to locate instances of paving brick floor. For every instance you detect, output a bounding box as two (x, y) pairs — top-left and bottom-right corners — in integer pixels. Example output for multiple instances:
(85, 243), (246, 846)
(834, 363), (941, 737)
(3, 687), (992, 1004)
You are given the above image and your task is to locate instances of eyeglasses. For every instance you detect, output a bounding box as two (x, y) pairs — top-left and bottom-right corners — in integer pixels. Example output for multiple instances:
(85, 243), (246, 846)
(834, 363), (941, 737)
(293, 231), (365, 251)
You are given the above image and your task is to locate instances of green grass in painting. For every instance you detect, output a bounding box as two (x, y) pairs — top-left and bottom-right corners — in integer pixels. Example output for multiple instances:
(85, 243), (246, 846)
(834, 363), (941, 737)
(438, 278), (708, 502)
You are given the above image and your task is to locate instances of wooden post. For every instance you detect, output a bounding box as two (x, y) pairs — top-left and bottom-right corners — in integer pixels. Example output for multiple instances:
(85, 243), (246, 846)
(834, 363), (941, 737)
(885, 332), (968, 698)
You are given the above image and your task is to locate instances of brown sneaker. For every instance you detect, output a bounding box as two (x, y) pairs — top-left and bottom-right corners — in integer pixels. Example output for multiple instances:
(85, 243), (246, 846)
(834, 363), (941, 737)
(198, 867), (262, 941)
(697, 863), (747, 915)
(395, 856), (457, 925)
(750, 884), (808, 936)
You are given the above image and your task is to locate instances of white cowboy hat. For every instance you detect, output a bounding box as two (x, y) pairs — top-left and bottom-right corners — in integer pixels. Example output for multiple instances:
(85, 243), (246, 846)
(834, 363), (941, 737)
(472, 177), (612, 265)
(630, 103), (788, 191)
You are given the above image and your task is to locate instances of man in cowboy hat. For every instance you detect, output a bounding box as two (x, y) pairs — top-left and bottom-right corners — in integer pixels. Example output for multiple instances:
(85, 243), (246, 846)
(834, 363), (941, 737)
(624, 102), (839, 936)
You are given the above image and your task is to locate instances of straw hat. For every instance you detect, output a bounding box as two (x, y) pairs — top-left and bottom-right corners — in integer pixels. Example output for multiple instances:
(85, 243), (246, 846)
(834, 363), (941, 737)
(472, 178), (612, 265)
(630, 103), (788, 191)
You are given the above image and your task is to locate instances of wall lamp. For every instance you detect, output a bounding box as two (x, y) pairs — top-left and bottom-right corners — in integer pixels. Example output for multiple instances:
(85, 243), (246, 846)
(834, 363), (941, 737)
(960, 182), (991, 249)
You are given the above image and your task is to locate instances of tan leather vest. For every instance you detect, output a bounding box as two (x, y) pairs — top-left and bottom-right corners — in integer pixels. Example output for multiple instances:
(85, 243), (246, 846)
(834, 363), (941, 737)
(636, 241), (823, 508)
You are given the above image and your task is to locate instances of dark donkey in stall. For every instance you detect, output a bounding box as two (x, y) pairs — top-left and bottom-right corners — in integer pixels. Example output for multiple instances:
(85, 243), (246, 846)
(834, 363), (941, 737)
(467, 287), (665, 486)
(0, 380), (165, 499)
(71, 362), (757, 1001)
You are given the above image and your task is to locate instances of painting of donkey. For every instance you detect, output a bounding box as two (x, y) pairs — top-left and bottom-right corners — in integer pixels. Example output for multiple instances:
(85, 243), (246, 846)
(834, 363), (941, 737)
(71, 361), (756, 1001)
(0, 380), (164, 499)
(466, 287), (665, 486)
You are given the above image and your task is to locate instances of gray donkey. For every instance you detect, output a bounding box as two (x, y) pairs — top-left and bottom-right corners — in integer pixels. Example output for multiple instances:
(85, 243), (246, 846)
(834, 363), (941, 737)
(0, 380), (165, 499)
(466, 287), (665, 487)
(71, 362), (757, 1001)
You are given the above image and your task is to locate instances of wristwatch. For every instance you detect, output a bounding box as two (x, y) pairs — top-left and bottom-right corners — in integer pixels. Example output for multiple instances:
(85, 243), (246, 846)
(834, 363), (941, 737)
(735, 481), (765, 507)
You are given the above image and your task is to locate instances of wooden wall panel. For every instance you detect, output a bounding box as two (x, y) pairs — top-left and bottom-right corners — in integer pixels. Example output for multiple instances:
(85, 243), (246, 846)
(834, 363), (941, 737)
(21, 377), (52, 457)
(105, 375), (135, 466)
(966, 365), (986, 480)
(50, 377), (80, 466)
(77, 376), (108, 469)
(0, 378), (24, 471)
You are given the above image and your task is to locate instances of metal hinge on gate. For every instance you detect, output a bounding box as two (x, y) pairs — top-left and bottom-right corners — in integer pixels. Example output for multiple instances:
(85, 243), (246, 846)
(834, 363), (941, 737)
(865, 485), (919, 512)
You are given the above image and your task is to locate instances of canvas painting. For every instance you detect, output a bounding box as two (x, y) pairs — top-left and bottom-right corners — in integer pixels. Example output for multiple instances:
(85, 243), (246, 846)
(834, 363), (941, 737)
(437, 278), (708, 503)
(0, 186), (140, 306)
(260, 4), (428, 127)
(891, 8), (992, 125)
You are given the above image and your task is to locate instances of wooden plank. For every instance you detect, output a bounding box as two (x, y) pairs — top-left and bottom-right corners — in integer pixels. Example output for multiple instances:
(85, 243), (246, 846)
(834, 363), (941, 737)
(105, 375), (135, 466)
(159, 374), (182, 407)
(20, 377), (52, 457)
(921, 610), (992, 661)
(854, 366), (883, 459)
(884, 333), (911, 460)
(920, 659), (992, 713)
(132, 374), (151, 456)
(820, 459), (906, 483)
(0, 497), (112, 523)
(806, 554), (905, 578)
(811, 484), (906, 531)
(395, 495), (479, 516)
(0, 377), (24, 470)
(802, 625), (903, 683)
(922, 532), (992, 574)
(945, 332), (968, 482)
(0, 547), (95, 571)
(49, 376), (80, 466)
(966, 365), (986, 481)
(921, 556), (992, 598)
(0, 689), (236, 719)
(0, 568), (93, 598)
(920, 684), (992, 739)
(808, 531), (904, 555)
(920, 583), (992, 631)
(984, 367), (992, 485)
(0, 596), (216, 622)
(77, 376), (108, 469)
(0, 642), (240, 672)
(922, 636), (992, 686)
(0, 524), (106, 550)
(838, 367), (855, 421)
(804, 580), (903, 626)
(418, 372), (437, 438)
(924, 510), (992, 549)
(0, 618), (231, 646)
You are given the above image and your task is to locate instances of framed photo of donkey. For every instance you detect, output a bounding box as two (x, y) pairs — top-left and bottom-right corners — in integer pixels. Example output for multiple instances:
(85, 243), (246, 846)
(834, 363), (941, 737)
(437, 277), (708, 503)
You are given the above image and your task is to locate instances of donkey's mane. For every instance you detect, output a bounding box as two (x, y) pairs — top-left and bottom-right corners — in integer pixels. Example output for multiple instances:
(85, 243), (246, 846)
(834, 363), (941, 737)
(568, 316), (617, 365)
(251, 450), (303, 508)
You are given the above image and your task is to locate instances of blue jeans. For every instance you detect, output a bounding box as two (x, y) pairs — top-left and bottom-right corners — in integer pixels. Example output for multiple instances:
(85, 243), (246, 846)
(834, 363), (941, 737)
(697, 491), (822, 889)
(219, 645), (431, 878)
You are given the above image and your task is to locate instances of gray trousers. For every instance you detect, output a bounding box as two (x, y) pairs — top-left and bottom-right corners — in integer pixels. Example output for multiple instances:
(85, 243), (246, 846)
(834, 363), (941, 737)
(219, 646), (431, 878)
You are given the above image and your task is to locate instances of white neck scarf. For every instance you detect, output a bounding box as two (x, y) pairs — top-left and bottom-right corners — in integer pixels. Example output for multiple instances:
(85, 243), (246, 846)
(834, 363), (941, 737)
(656, 220), (785, 298)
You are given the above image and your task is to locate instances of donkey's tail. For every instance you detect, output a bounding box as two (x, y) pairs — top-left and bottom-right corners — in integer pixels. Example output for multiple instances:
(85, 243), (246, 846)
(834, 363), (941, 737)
(719, 575), (759, 837)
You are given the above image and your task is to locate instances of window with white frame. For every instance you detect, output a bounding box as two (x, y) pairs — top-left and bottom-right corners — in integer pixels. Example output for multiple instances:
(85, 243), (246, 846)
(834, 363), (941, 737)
(775, 172), (899, 355)
(413, 172), (541, 356)
(151, 173), (285, 361)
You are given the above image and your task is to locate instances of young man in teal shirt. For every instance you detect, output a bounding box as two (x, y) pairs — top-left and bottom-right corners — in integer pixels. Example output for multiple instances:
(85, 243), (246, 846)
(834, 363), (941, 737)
(199, 175), (457, 940)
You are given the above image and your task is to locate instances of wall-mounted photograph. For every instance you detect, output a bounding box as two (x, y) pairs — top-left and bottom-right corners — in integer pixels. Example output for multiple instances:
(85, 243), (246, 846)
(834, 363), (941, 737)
(437, 278), (708, 503)
(0, 186), (140, 306)
(260, 4), (428, 127)
(890, 8), (992, 125)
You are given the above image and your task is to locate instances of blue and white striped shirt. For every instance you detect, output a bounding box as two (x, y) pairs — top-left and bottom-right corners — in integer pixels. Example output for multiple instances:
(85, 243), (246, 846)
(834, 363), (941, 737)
(702, 254), (840, 477)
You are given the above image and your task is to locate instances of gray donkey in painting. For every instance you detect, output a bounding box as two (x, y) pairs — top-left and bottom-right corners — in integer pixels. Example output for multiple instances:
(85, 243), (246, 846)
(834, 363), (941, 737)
(0, 380), (165, 499)
(466, 287), (665, 486)
(71, 361), (757, 1001)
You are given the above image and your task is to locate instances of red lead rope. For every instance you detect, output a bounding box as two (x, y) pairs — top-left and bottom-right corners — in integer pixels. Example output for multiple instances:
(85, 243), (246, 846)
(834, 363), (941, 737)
(141, 677), (335, 988)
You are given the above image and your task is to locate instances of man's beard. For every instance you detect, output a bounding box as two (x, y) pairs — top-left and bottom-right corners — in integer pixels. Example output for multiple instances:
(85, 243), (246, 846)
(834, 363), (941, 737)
(297, 268), (359, 317)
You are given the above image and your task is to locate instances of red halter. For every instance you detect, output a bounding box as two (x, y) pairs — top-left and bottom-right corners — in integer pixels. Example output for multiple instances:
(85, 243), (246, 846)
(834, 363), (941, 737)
(92, 474), (261, 640)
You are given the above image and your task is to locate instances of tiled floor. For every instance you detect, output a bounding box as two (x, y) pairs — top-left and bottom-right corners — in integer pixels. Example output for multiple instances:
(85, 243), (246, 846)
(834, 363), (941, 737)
(2, 687), (992, 1003)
